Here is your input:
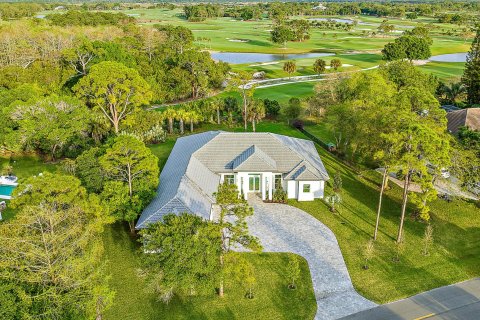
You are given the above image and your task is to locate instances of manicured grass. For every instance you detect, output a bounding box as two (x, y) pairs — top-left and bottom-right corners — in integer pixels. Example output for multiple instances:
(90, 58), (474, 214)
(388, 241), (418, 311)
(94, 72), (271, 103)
(419, 61), (465, 82)
(41, 8), (469, 56)
(303, 120), (336, 143)
(103, 223), (317, 320)
(254, 82), (317, 105)
(290, 129), (480, 303)
(232, 53), (382, 79)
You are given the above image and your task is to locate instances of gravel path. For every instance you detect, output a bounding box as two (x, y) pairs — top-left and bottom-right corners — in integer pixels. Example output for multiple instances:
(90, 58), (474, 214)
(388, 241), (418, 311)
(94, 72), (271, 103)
(246, 196), (376, 320)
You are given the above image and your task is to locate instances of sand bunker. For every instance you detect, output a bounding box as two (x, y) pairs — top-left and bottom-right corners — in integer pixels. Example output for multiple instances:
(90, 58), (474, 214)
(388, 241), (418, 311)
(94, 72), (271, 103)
(249, 61), (280, 67)
(227, 38), (249, 43)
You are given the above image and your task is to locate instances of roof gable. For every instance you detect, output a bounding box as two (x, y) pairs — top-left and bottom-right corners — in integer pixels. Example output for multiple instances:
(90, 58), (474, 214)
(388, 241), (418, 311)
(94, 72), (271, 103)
(285, 160), (323, 181)
(232, 145), (277, 171)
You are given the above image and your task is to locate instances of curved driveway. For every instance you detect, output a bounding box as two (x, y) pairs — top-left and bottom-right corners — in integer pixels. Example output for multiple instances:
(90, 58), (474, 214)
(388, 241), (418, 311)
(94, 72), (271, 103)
(246, 197), (376, 320)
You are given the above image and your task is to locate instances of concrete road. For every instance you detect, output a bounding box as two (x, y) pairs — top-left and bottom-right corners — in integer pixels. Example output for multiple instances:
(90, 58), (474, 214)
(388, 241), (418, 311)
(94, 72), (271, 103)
(340, 278), (480, 320)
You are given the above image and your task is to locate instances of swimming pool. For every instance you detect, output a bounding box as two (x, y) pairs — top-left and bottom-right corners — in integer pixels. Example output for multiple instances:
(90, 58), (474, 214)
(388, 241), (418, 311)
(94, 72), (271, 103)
(0, 185), (15, 199)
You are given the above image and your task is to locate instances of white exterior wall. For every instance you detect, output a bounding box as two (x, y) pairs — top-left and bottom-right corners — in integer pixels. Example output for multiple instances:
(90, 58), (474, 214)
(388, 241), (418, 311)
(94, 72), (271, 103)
(288, 180), (325, 201)
(298, 181), (320, 201)
(221, 173), (324, 202)
(287, 181), (297, 199)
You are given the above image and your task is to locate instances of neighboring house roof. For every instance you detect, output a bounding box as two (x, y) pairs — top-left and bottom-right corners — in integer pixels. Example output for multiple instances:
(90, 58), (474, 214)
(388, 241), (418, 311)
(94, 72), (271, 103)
(136, 131), (329, 229)
(441, 105), (461, 113)
(446, 108), (480, 134)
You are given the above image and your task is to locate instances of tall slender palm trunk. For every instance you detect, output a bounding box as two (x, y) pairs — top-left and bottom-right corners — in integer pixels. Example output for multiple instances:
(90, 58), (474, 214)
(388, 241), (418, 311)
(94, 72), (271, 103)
(397, 171), (410, 243)
(168, 118), (173, 134)
(179, 119), (184, 135)
(374, 167), (388, 240)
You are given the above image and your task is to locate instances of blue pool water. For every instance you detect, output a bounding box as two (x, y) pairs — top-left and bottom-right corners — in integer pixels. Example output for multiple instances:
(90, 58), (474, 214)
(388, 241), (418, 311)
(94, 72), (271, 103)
(0, 185), (15, 197)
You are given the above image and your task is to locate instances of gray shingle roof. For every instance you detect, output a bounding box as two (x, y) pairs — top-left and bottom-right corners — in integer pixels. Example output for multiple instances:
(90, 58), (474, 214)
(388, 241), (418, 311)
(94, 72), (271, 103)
(285, 160), (323, 181)
(232, 145), (277, 171)
(136, 131), (329, 229)
(135, 131), (220, 229)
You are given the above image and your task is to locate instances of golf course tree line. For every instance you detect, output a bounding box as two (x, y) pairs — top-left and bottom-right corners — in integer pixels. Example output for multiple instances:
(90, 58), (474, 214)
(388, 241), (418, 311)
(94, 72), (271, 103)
(462, 25), (480, 106)
(179, 1), (480, 23)
(0, 13), (235, 159)
(312, 60), (479, 246)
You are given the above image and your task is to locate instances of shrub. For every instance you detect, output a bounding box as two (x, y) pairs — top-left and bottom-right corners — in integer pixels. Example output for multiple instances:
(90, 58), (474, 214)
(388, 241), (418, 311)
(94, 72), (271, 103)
(292, 119), (304, 129)
(333, 171), (342, 192)
(272, 188), (288, 203)
(263, 99), (281, 117)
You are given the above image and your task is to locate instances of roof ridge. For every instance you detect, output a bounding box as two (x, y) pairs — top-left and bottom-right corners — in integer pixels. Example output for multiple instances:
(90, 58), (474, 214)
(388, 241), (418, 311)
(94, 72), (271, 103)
(232, 144), (277, 170)
(270, 134), (328, 179)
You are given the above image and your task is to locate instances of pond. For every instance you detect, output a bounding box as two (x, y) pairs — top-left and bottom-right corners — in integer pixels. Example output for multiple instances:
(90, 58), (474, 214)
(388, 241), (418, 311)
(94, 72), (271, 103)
(429, 53), (467, 63)
(210, 52), (335, 64)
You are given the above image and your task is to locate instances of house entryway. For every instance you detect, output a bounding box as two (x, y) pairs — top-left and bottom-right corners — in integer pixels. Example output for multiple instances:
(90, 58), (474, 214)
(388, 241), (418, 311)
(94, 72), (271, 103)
(248, 174), (261, 192)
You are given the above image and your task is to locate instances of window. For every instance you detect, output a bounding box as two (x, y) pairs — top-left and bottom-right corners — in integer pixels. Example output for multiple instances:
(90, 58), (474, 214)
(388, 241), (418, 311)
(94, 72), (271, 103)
(274, 174), (282, 190)
(303, 184), (311, 193)
(224, 174), (235, 185)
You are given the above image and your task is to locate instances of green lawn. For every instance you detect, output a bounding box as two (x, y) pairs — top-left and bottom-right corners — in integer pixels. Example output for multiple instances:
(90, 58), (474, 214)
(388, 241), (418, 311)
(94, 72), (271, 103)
(291, 129), (480, 303)
(254, 83), (317, 105)
(419, 61), (465, 82)
(103, 223), (316, 320)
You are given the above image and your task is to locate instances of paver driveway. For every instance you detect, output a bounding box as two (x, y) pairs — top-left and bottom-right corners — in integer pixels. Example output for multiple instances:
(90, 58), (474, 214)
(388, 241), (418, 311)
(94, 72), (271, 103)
(246, 196), (376, 320)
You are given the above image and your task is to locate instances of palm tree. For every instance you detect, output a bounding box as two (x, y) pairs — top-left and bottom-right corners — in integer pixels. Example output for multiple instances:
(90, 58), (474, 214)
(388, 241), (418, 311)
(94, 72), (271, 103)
(163, 108), (177, 134)
(441, 82), (466, 105)
(247, 100), (266, 132)
(175, 108), (187, 135)
(283, 61), (296, 79)
(212, 98), (224, 125)
(185, 110), (202, 132)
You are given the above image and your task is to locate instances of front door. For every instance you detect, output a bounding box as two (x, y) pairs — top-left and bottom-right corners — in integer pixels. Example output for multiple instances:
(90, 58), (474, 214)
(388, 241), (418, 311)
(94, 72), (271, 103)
(248, 174), (261, 192)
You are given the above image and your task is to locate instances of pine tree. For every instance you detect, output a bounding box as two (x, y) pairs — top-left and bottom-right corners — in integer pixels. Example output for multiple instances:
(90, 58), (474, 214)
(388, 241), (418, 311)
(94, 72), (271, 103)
(462, 26), (480, 105)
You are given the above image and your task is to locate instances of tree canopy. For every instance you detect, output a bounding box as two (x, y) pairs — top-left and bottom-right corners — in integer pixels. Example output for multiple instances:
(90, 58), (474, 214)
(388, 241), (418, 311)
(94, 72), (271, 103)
(73, 61), (152, 133)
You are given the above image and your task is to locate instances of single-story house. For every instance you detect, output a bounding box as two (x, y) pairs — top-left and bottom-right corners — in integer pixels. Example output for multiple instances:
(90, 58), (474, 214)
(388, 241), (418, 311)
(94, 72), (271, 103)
(446, 108), (480, 134)
(136, 131), (329, 229)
